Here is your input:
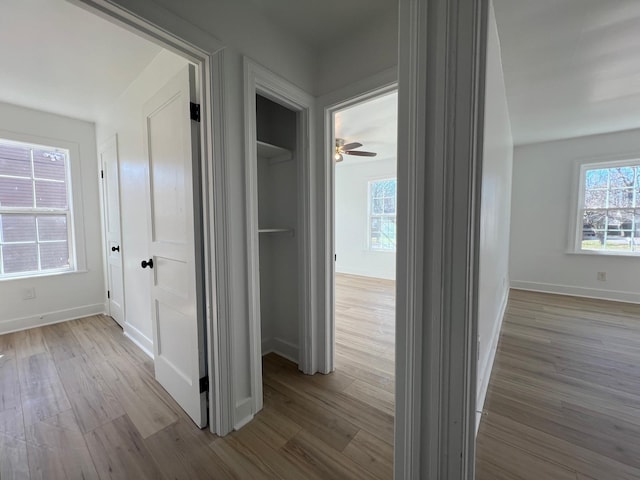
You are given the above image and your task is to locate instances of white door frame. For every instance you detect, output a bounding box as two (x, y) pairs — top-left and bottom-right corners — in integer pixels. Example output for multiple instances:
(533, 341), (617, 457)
(243, 58), (315, 415)
(396, 0), (488, 478)
(70, 0), (235, 436)
(317, 70), (398, 376)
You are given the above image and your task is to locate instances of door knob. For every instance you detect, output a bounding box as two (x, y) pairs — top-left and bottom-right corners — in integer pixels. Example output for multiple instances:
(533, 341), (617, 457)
(111, 246), (120, 252)
(141, 258), (154, 269)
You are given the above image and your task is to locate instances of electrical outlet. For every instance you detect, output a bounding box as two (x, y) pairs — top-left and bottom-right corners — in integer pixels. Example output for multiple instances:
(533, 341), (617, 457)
(597, 272), (606, 282)
(22, 287), (36, 300)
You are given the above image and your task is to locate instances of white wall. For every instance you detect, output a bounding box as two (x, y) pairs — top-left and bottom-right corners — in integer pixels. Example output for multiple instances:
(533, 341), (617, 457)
(0, 102), (105, 333)
(476, 2), (514, 425)
(141, 0), (316, 95)
(316, 5), (399, 96)
(335, 158), (396, 280)
(96, 50), (188, 354)
(510, 127), (640, 303)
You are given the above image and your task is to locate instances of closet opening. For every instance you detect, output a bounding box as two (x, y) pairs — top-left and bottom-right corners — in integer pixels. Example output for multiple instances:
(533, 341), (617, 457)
(255, 94), (301, 370)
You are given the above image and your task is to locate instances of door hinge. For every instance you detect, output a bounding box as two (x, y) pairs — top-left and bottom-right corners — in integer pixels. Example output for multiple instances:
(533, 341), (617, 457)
(101, 170), (104, 179)
(335, 254), (337, 261)
(107, 290), (110, 299)
(199, 376), (209, 394)
(190, 102), (201, 123)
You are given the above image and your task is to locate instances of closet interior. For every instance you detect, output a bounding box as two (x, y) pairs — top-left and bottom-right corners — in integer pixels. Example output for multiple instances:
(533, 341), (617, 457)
(255, 94), (300, 365)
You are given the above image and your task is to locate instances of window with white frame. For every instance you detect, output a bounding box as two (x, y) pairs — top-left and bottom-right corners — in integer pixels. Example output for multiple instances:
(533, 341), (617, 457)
(369, 178), (397, 251)
(577, 160), (640, 254)
(0, 138), (75, 278)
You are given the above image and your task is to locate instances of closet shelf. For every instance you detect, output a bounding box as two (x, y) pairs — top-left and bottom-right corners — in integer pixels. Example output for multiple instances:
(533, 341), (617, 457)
(258, 228), (295, 236)
(257, 141), (292, 163)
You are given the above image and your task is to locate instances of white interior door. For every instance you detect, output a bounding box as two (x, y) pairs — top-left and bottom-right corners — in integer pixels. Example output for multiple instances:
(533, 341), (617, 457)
(142, 65), (207, 428)
(100, 135), (125, 327)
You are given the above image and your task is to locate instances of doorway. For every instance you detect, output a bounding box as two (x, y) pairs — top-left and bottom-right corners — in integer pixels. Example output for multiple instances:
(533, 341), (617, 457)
(332, 88), (398, 464)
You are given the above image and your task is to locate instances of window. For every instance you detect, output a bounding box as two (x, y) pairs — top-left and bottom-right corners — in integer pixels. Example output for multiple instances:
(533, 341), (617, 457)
(0, 138), (75, 278)
(369, 178), (397, 251)
(577, 161), (640, 254)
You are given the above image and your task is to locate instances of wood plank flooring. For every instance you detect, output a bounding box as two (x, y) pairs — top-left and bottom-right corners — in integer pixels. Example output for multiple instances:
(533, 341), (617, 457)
(476, 289), (640, 480)
(0, 273), (395, 479)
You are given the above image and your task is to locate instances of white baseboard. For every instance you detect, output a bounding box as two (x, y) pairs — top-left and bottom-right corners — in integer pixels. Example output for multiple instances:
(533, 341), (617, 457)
(261, 337), (299, 364)
(476, 287), (509, 434)
(123, 323), (154, 359)
(335, 265), (395, 281)
(234, 397), (254, 430)
(0, 303), (105, 335)
(510, 280), (640, 304)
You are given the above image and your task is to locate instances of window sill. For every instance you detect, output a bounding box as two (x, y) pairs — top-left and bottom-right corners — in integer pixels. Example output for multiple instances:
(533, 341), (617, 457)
(566, 250), (640, 258)
(0, 269), (88, 282)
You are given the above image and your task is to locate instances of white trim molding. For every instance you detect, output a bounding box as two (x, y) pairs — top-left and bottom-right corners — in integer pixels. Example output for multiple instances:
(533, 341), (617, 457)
(397, 0), (488, 478)
(511, 281), (640, 304)
(0, 303), (105, 335)
(317, 72), (398, 376)
(475, 286), (509, 433)
(243, 58), (316, 416)
(72, 0), (234, 437)
(123, 322), (154, 358)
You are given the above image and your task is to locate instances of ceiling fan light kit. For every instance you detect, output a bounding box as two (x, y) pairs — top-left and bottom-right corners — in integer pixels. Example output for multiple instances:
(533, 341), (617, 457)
(334, 137), (377, 162)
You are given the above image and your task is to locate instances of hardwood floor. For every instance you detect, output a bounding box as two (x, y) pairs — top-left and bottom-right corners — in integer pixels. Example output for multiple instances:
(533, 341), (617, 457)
(0, 273), (395, 479)
(476, 289), (640, 480)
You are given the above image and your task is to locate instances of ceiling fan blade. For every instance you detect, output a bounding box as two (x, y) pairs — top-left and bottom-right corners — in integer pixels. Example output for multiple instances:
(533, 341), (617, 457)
(345, 150), (377, 157)
(341, 142), (362, 151)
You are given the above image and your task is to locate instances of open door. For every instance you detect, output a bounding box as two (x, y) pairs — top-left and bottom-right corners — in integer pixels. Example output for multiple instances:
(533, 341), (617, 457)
(142, 65), (207, 428)
(100, 135), (125, 327)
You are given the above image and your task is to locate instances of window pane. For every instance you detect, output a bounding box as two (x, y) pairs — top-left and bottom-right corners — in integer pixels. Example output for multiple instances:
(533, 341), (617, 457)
(0, 177), (33, 207)
(371, 182), (384, 198)
(609, 167), (635, 188)
(0, 142), (31, 177)
(33, 149), (66, 181)
(584, 189), (607, 209)
(3, 243), (38, 273)
(372, 198), (383, 214)
(382, 180), (396, 197)
(35, 181), (67, 209)
(585, 169), (608, 189)
(609, 188), (634, 208)
(1, 215), (36, 242)
(384, 197), (396, 214)
(371, 216), (381, 233)
(37, 215), (67, 241)
(40, 242), (69, 270)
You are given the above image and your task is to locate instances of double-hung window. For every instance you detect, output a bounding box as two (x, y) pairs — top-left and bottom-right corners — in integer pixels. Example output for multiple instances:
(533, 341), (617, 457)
(369, 178), (397, 251)
(577, 160), (640, 254)
(0, 138), (75, 278)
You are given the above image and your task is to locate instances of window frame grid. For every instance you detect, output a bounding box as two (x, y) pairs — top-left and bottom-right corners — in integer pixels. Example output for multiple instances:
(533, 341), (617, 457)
(368, 177), (397, 252)
(576, 159), (640, 256)
(0, 139), (75, 279)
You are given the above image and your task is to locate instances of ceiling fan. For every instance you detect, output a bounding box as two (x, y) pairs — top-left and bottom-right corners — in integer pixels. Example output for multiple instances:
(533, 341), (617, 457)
(334, 138), (377, 162)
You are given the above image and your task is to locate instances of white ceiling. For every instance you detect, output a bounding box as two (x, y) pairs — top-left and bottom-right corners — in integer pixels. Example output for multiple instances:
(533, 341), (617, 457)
(0, 0), (162, 123)
(493, 0), (640, 145)
(247, 0), (397, 50)
(335, 90), (397, 165)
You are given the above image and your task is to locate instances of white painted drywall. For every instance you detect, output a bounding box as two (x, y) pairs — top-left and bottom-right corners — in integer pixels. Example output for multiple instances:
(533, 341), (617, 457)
(335, 158), (397, 280)
(476, 3), (514, 426)
(510, 127), (640, 304)
(316, 5), (399, 96)
(0, 102), (105, 333)
(96, 50), (189, 354)
(136, 0), (317, 95)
